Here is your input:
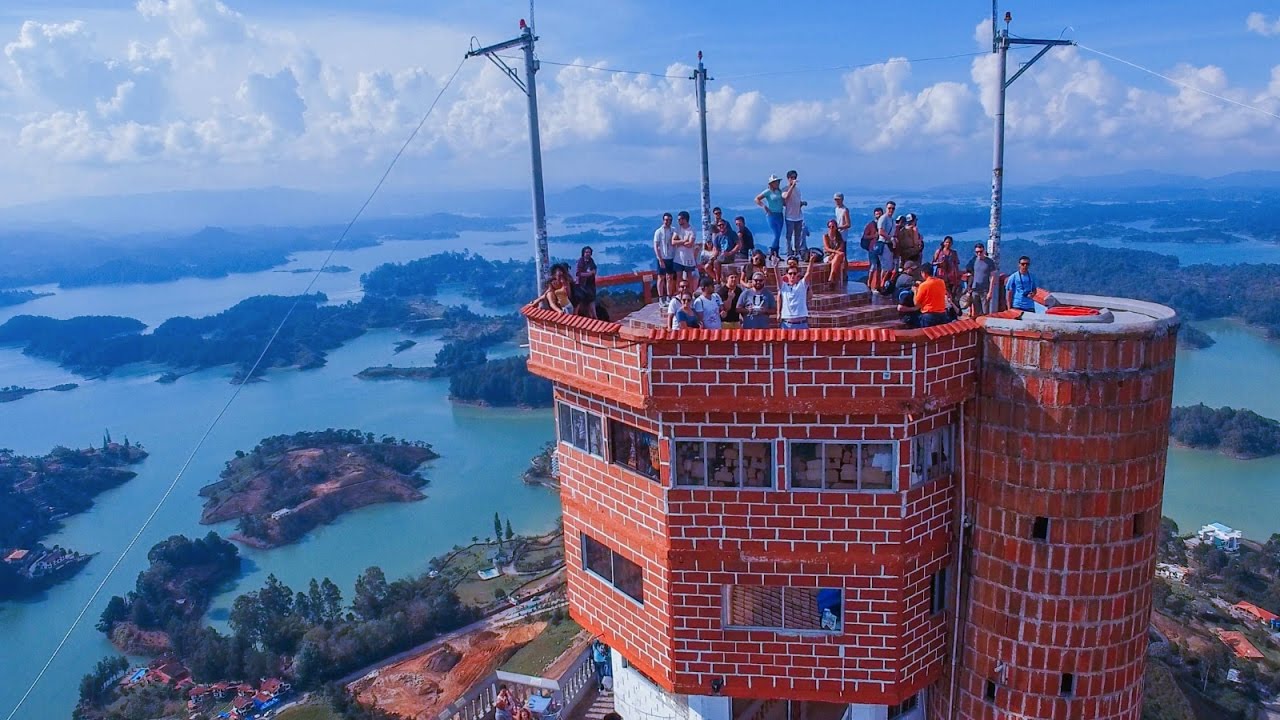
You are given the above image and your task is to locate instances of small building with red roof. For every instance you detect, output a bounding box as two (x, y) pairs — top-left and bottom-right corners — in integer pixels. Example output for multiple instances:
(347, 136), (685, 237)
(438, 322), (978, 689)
(1233, 601), (1280, 627)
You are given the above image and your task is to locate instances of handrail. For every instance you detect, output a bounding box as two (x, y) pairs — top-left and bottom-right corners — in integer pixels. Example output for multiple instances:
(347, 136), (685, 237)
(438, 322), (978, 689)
(434, 643), (596, 720)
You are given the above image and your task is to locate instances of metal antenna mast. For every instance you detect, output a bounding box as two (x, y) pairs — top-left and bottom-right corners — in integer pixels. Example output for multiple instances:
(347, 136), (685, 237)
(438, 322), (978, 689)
(988, 8), (1072, 304)
(467, 20), (550, 293)
(692, 51), (712, 244)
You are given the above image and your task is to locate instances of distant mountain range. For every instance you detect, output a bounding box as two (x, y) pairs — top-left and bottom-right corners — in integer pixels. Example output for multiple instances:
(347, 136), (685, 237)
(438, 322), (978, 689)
(0, 171), (1275, 233)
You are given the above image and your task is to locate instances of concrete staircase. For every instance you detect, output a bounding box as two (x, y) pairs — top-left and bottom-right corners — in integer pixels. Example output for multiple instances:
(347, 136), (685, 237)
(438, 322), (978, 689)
(566, 687), (614, 720)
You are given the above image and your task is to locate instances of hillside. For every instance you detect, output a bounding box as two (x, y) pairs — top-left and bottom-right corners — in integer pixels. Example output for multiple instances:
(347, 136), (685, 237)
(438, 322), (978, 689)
(198, 430), (438, 548)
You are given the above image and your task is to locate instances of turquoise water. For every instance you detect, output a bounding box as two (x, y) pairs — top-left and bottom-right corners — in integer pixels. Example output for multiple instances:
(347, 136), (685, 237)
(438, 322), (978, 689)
(0, 232), (561, 718)
(2, 227), (1280, 718)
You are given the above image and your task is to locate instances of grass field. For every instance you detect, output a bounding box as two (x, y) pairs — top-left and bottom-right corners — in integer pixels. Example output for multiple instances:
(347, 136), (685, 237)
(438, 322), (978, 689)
(500, 618), (585, 677)
(276, 702), (341, 720)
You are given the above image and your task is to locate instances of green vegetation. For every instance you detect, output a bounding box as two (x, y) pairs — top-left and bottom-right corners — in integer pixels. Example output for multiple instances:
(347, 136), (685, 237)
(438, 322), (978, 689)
(1141, 659), (1195, 720)
(200, 430), (438, 548)
(76, 656), (130, 713)
(449, 356), (552, 408)
(96, 533), (241, 641)
(1170, 404), (1280, 459)
(0, 439), (148, 599)
(501, 617), (584, 677)
(0, 382), (78, 403)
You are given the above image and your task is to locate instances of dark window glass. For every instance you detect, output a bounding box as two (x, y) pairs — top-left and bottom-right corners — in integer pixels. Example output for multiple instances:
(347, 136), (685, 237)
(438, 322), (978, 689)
(931, 568), (948, 614)
(675, 441), (706, 486)
(726, 586), (841, 632)
(612, 554), (644, 603)
(557, 403), (603, 457)
(582, 534), (612, 582)
(558, 405), (573, 446)
(790, 442), (895, 490)
(1060, 673), (1074, 696)
(587, 415), (603, 456)
(1032, 516), (1050, 541)
(610, 420), (659, 480)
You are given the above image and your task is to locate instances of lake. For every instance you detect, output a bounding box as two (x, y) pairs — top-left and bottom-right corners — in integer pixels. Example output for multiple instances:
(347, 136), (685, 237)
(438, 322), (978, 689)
(1, 223), (1279, 719)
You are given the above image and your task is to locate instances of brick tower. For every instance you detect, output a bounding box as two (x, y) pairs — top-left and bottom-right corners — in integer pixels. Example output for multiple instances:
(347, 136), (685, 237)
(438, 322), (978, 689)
(523, 272), (1177, 720)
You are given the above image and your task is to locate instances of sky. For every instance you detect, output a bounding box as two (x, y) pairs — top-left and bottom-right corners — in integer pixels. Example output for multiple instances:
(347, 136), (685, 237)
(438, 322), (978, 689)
(0, 0), (1277, 208)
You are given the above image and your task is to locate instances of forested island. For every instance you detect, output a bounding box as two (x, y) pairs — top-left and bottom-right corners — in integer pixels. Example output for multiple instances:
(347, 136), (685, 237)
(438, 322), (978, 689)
(1170, 404), (1280, 459)
(0, 252), (534, 382)
(0, 382), (78, 403)
(1178, 325), (1216, 349)
(0, 438), (148, 599)
(199, 429), (439, 548)
(358, 336), (553, 408)
(0, 289), (52, 307)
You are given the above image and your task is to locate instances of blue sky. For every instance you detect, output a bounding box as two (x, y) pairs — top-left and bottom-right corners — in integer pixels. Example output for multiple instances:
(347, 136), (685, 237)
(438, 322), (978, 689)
(0, 0), (1277, 207)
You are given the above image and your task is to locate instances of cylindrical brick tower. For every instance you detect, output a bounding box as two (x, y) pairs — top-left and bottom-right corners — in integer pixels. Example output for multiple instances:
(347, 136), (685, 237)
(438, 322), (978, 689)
(950, 295), (1179, 720)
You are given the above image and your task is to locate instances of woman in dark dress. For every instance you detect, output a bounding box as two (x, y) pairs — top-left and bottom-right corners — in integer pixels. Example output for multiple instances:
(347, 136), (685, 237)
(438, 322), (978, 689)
(574, 246), (598, 317)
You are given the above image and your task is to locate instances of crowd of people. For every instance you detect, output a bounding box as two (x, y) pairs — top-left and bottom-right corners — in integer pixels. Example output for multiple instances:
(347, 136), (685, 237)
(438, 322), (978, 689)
(538, 169), (1043, 331)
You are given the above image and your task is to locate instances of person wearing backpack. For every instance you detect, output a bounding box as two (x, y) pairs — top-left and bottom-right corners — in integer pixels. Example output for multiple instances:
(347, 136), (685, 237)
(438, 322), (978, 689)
(863, 207), (884, 289)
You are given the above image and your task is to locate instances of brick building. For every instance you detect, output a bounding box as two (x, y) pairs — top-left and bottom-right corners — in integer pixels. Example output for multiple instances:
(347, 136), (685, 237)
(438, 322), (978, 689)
(523, 270), (1177, 720)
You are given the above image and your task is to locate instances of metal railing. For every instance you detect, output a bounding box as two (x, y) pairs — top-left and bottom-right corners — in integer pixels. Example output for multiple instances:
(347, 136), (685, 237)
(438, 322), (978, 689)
(435, 644), (596, 720)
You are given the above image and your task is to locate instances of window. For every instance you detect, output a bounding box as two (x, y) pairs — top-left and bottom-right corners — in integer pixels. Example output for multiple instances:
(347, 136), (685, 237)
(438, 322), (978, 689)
(674, 440), (772, 488)
(1032, 516), (1050, 541)
(609, 420), (659, 481)
(984, 679), (997, 702)
(1132, 513), (1144, 538)
(557, 403), (603, 457)
(930, 568), (948, 614)
(909, 425), (954, 486)
(582, 534), (644, 603)
(888, 694), (919, 719)
(726, 586), (842, 632)
(1060, 673), (1074, 696)
(789, 441), (895, 491)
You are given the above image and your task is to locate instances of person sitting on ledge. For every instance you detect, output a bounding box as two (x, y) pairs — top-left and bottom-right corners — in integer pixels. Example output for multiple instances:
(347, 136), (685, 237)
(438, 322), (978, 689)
(775, 252), (816, 330)
(740, 250), (768, 282)
(895, 261), (922, 329)
(540, 263), (573, 313)
(737, 272), (776, 330)
(916, 263), (950, 328)
(822, 218), (846, 287)
(697, 232), (721, 283)
(673, 293), (701, 329)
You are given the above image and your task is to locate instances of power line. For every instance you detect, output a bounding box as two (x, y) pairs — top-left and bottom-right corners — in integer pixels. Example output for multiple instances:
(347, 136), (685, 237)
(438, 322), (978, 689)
(1, 54), (470, 720)
(1078, 43), (1280, 122)
(500, 56), (685, 79)
(716, 50), (990, 81)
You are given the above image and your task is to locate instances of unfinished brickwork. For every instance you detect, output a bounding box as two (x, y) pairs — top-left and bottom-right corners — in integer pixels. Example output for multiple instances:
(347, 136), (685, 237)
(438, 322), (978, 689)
(526, 287), (1178, 720)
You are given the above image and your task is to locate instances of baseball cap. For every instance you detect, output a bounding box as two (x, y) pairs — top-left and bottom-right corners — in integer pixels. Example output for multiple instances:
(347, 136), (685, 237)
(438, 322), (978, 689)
(767, 174), (781, 184)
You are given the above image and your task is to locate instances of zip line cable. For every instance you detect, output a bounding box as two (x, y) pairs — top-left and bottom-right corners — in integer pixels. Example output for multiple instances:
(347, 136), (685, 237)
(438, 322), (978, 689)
(1078, 43), (1280, 122)
(2, 54), (469, 720)
(716, 50), (990, 80)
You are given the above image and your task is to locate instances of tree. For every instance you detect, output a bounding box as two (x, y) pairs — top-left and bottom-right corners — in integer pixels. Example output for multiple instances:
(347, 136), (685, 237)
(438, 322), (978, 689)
(352, 566), (389, 621)
(77, 655), (128, 708)
(320, 578), (344, 622)
(97, 595), (129, 634)
(505, 519), (514, 542)
(494, 512), (503, 546)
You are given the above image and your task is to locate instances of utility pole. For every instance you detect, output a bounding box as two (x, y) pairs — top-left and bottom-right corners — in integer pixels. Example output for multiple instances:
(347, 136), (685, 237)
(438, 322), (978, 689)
(692, 52), (712, 243)
(987, 9), (1072, 306)
(467, 19), (550, 293)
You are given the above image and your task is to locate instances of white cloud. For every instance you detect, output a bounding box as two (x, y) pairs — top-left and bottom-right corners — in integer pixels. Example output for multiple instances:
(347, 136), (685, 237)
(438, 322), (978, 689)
(238, 67), (305, 136)
(1246, 12), (1280, 37)
(136, 0), (249, 46)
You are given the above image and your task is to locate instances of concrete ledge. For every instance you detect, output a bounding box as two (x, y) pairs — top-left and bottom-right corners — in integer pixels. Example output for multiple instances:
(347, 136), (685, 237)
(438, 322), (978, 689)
(982, 292), (1179, 338)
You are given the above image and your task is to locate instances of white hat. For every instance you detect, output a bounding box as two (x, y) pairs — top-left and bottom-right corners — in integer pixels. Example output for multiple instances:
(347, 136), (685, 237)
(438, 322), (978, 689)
(767, 174), (781, 184)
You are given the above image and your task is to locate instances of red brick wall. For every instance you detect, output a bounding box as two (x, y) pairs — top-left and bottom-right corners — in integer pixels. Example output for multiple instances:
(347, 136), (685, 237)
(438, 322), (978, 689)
(947, 327), (1177, 720)
(526, 313), (648, 409)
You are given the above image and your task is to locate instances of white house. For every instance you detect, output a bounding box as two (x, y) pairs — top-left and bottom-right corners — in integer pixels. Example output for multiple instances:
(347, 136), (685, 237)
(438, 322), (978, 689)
(1155, 563), (1188, 582)
(1198, 522), (1242, 553)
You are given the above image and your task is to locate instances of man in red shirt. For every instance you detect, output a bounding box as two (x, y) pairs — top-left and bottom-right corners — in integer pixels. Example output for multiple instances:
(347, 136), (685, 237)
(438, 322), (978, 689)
(916, 263), (950, 328)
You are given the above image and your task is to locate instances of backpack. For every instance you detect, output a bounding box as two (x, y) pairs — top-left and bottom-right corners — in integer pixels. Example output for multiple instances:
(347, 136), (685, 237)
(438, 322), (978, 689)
(877, 268), (900, 297)
(860, 221), (878, 251)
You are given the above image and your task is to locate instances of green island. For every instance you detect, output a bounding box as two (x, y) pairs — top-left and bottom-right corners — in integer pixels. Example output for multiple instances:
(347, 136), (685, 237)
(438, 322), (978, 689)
(1170, 405), (1280, 459)
(0, 288), (53, 307)
(1178, 325), (1216, 349)
(199, 430), (438, 549)
(0, 437), (148, 600)
(0, 382), (78, 403)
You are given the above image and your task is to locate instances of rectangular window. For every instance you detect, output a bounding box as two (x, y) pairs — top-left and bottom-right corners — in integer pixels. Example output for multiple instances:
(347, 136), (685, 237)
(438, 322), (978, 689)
(581, 533), (644, 603)
(557, 403), (604, 458)
(985, 679), (997, 702)
(1132, 512), (1144, 538)
(789, 441), (896, 491)
(931, 568), (948, 614)
(609, 420), (659, 481)
(910, 425), (955, 486)
(674, 440), (773, 488)
(726, 585), (842, 632)
(1032, 516), (1050, 541)
(1060, 672), (1074, 696)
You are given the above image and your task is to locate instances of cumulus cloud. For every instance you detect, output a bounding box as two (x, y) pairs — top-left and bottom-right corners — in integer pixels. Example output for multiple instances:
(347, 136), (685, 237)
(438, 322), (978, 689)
(136, 0), (250, 45)
(238, 67), (305, 136)
(1246, 12), (1280, 37)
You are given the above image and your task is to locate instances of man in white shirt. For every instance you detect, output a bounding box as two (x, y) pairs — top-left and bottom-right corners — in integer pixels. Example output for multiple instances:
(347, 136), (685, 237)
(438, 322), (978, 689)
(652, 212), (676, 303)
(672, 210), (698, 287)
(775, 252), (816, 330)
(782, 170), (806, 257)
(692, 278), (724, 329)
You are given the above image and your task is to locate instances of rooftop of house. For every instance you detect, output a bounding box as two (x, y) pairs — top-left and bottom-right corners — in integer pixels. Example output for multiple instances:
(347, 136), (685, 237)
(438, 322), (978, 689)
(1202, 522), (1242, 536)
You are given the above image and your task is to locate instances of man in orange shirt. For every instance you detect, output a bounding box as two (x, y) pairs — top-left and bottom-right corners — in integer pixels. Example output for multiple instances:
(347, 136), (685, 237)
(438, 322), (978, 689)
(916, 263), (950, 328)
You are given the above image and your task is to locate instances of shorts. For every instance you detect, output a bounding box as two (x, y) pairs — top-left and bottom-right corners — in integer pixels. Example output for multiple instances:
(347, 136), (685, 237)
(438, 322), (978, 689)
(656, 258), (675, 275)
(672, 263), (694, 275)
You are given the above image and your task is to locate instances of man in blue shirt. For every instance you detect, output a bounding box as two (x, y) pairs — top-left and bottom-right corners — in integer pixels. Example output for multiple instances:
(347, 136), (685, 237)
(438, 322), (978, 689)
(1005, 255), (1039, 312)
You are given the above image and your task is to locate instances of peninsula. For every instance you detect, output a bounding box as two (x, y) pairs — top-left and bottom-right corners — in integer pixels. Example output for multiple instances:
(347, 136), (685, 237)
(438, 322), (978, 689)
(0, 438), (148, 600)
(0, 382), (78, 403)
(0, 289), (52, 307)
(1169, 404), (1280, 459)
(198, 429), (439, 548)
